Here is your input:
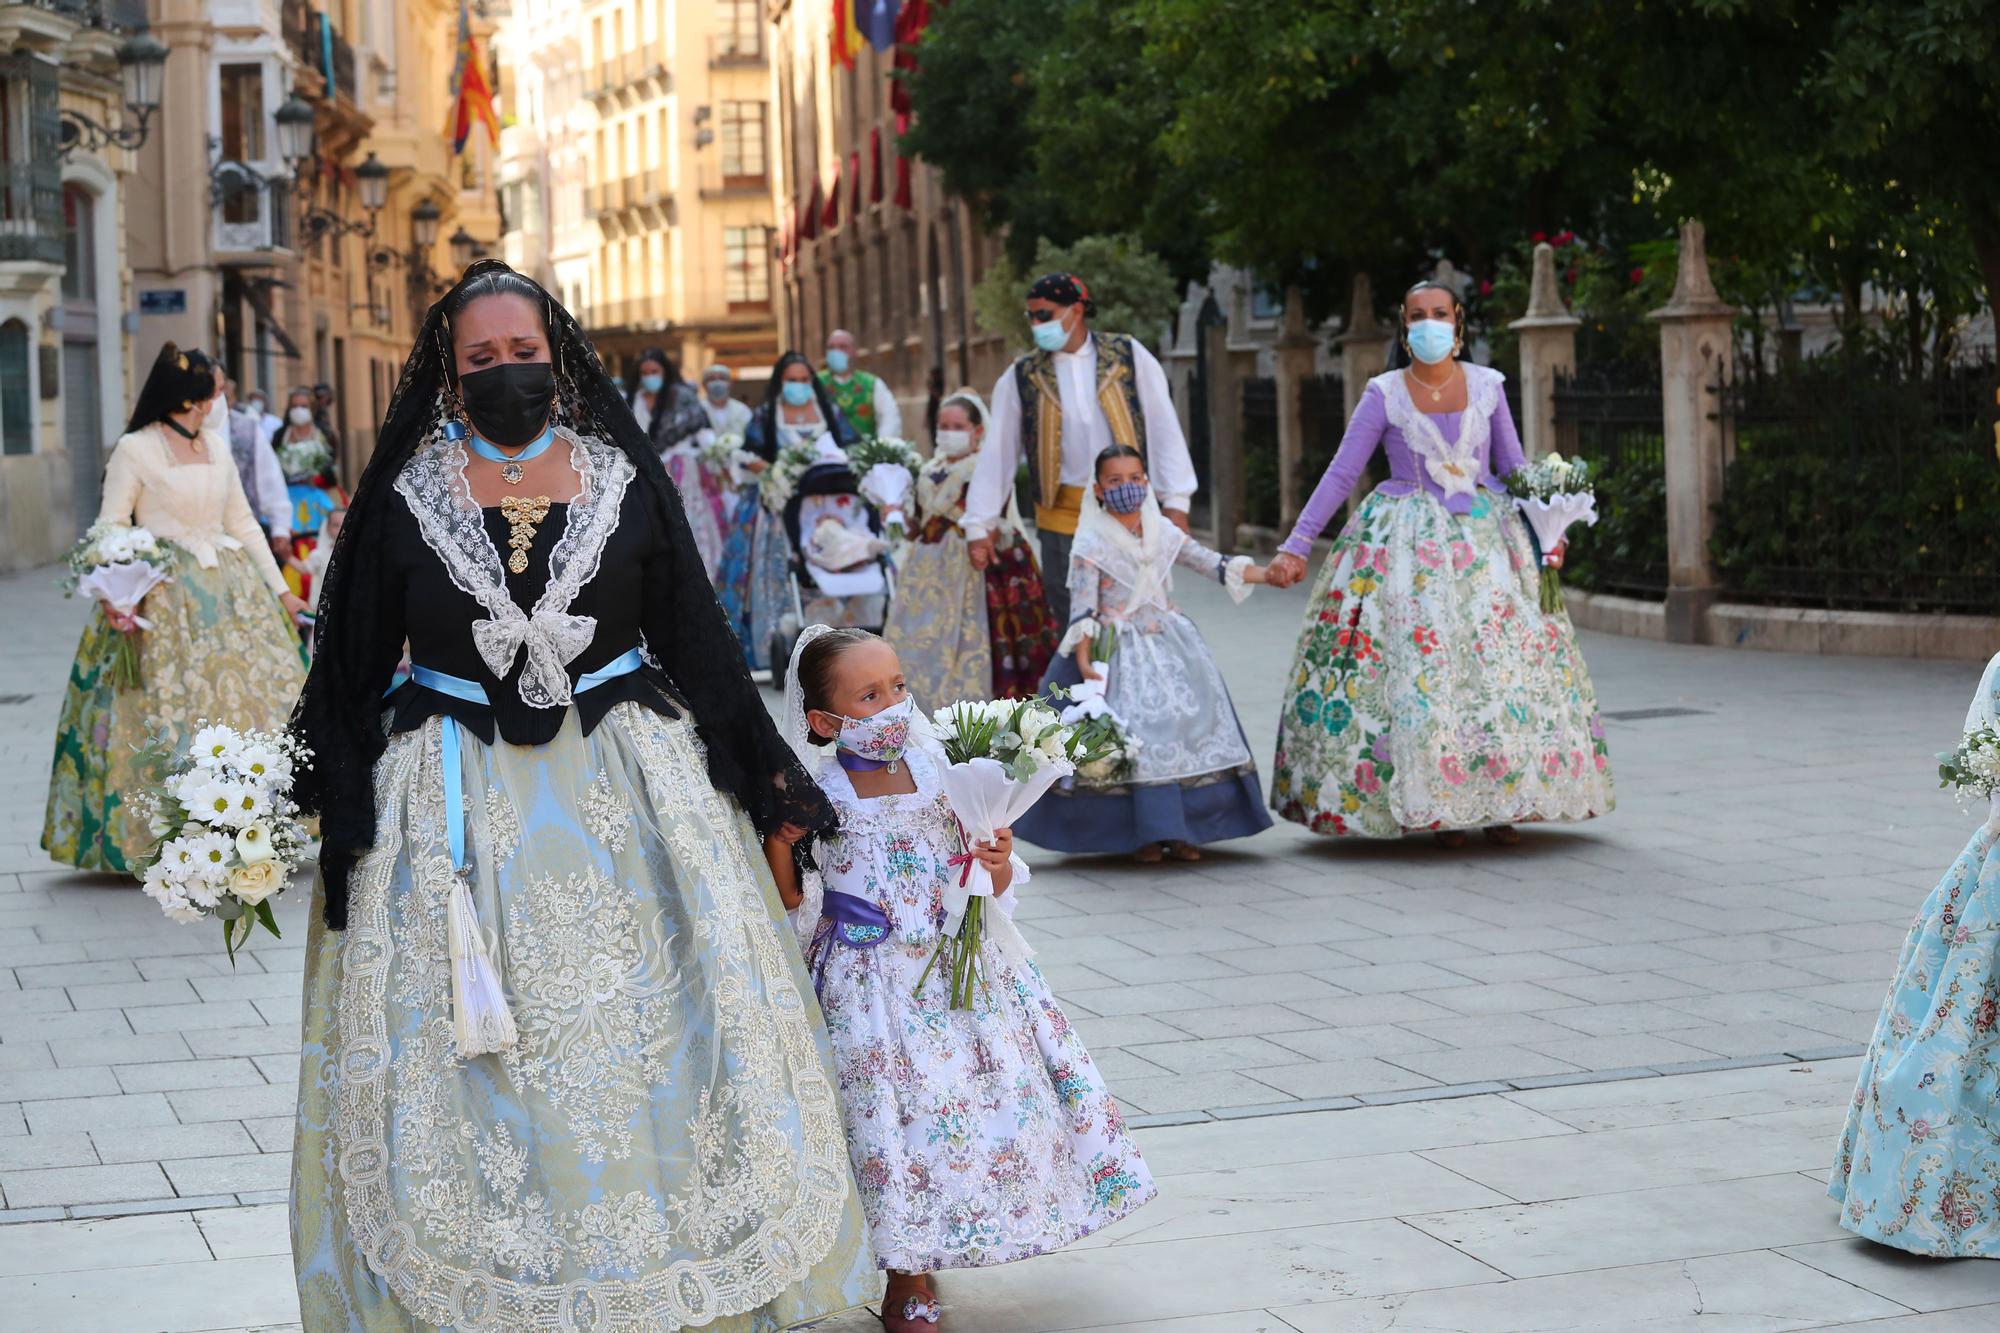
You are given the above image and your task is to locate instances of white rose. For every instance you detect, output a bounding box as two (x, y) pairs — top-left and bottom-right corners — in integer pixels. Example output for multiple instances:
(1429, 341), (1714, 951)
(234, 822), (277, 863)
(228, 859), (283, 906)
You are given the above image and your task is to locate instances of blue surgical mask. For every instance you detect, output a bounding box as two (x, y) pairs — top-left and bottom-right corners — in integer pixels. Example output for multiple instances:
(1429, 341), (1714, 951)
(1407, 318), (1457, 365)
(825, 348), (850, 374)
(781, 381), (815, 408)
(1031, 311), (1071, 353)
(639, 373), (665, 394)
(1100, 481), (1148, 514)
(705, 380), (730, 404)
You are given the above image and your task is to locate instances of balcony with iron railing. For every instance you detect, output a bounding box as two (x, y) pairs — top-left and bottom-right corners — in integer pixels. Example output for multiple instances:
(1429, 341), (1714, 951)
(298, 11), (357, 103)
(587, 45), (669, 102)
(586, 167), (672, 217)
(0, 161), (64, 267)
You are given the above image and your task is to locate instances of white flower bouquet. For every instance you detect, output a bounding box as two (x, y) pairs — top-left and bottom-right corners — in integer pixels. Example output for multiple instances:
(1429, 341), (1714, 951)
(132, 724), (313, 962)
(1939, 725), (2000, 803)
(62, 521), (173, 691)
(1505, 452), (1597, 614)
(759, 439), (817, 515)
(276, 435), (333, 483)
(858, 461), (914, 542)
(703, 430), (759, 489)
(1058, 625), (1140, 784)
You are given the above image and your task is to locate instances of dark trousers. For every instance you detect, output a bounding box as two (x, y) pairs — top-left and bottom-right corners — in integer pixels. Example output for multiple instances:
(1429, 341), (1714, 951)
(1038, 528), (1074, 629)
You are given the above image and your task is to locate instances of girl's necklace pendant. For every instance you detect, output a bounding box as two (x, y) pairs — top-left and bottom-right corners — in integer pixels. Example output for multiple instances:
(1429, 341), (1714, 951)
(501, 462), (524, 485)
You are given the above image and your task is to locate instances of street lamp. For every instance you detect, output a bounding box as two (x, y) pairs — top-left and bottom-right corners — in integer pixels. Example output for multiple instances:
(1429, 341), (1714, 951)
(411, 198), (442, 250)
(355, 153), (390, 214)
(274, 93), (317, 169)
(60, 23), (171, 159)
(449, 227), (477, 271)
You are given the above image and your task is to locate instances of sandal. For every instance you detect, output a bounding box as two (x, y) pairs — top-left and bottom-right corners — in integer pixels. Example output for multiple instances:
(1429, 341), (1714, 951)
(1133, 843), (1166, 865)
(1433, 829), (1469, 850)
(1164, 840), (1204, 862)
(1483, 825), (1522, 847)
(880, 1277), (942, 1331)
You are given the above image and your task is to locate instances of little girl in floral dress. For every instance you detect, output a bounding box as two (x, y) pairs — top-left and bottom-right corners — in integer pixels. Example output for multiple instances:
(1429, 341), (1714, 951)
(765, 626), (1155, 1332)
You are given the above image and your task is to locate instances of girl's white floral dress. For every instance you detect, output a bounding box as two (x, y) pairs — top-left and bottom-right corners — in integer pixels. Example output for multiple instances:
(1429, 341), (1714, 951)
(802, 744), (1156, 1271)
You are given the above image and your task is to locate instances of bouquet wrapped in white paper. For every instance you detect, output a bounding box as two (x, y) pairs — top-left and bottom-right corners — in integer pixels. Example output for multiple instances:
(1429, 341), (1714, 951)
(858, 460), (914, 541)
(703, 430), (760, 489)
(131, 723), (313, 962)
(62, 521), (173, 690)
(919, 697), (1098, 1008)
(1504, 452), (1597, 614)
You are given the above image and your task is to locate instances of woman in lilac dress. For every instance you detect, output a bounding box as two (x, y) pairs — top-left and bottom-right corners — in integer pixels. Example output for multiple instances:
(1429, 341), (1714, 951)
(1264, 280), (1614, 846)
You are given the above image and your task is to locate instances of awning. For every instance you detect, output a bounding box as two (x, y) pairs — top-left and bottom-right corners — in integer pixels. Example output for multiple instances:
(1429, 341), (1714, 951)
(232, 272), (302, 359)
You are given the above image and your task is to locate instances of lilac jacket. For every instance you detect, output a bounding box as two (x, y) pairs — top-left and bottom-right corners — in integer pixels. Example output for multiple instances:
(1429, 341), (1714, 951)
(1279, 364), (1523, 559)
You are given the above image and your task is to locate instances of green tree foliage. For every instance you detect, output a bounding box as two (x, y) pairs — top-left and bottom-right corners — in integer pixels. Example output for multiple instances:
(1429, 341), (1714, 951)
(969, 235), (1181, 350)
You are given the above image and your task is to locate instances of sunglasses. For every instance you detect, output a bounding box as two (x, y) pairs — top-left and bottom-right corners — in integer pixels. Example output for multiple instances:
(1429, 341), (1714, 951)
(1024, 307), (1069, 324)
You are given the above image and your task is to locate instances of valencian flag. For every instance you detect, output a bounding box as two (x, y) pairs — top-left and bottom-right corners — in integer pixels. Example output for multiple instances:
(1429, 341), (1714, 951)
(448, 0), (499, 154)
(830, 0), (864, 69)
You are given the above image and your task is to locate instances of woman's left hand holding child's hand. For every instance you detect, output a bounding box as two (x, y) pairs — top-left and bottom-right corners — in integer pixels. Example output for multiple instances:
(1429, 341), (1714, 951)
(973, 828), (1014, 894)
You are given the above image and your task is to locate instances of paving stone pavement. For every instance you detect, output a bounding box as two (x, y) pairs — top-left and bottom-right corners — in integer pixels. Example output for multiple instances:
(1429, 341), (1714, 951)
(2, 557), (1998, 1329)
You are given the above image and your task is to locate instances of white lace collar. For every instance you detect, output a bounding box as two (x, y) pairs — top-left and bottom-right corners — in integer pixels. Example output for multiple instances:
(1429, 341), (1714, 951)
(393, 425), (636, 709)
(1375, 364), (1504, 500)
(815, 744), (939, 812)
(1070, 487), (1185, 612)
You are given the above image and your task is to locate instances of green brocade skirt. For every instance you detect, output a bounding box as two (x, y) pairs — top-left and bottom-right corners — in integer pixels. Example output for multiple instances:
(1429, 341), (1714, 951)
(41, 545), (305, 872)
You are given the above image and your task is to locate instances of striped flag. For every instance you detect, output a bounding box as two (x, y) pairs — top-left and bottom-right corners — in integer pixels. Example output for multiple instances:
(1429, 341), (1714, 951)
(831, 0), (864, 68)
(448, 0), (499, 154)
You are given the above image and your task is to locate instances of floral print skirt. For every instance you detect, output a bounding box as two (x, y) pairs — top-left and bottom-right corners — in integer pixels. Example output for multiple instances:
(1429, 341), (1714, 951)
(716, 487), (759, 660)
(42, 546), (304, 872)
(1830, 809), (2000, 1257)
(985, 536), (1059, 699)
(291, 704), (875, 1330)
(811, 893), (1156, 1272)
(1270, 489), (1614, 836)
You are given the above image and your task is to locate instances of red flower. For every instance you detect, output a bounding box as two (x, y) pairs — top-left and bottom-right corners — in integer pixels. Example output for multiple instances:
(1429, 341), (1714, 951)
(1629, 266), (1645, 285)
(1564, 266), (1578, 285)
(1477, 278), (1493, 296)
(1530, 231), (1547, 243)
(1551, 229), (1575, 246)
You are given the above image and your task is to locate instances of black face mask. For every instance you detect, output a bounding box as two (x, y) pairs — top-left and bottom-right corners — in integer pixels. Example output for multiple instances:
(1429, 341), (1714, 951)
(459, 362), (555, 447)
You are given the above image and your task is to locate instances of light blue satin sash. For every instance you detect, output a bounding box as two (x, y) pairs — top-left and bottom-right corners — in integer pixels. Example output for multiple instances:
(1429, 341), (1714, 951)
(408, 646), (646, 871)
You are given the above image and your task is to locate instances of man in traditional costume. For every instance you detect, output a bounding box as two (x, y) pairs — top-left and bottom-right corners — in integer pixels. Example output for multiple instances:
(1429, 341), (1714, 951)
(961, 272), (1199, 626)
(818, 329), (902, 440)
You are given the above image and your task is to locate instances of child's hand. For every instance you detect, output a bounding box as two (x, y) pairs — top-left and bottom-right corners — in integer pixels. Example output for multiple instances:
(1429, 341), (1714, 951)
(1075, 638), (1102, 681)
(1267, 552), (1308, 587)
(1242, 563), (1271, 585)
(973, 828), (1014, 893)
(766, 822), (809, 850)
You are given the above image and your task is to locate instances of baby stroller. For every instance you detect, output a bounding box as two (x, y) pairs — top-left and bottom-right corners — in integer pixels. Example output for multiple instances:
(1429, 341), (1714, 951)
(767, 458), (895, 690)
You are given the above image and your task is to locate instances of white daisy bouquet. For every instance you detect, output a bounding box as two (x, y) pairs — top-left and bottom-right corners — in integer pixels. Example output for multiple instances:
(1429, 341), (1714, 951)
(276, 434), (333, 483)
(132, 723), (313, 962)
(62, 521), (173, 690)
(1504, 452), (1597, 614)
(1939, 725), (2000, 802)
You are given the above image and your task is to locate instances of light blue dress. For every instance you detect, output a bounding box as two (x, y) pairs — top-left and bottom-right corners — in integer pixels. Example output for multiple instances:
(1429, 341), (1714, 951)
(1829, 655), (2000, 1257)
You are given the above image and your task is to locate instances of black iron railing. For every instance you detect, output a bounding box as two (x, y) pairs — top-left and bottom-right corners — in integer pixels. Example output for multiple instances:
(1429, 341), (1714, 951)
(1712, 356), (2000, 613)
(1550, 366), (1668, 598)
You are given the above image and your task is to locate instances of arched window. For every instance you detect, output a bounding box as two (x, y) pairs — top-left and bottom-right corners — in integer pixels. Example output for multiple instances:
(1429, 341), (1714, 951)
(0, 318), (31, 455)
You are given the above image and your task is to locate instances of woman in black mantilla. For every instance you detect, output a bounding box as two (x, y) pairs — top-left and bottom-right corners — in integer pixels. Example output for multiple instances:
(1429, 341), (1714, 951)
(288, 261), (874, 1331)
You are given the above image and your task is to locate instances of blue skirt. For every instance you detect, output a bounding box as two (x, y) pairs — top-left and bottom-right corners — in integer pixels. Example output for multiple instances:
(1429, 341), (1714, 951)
(1015, 627), (1273, 855)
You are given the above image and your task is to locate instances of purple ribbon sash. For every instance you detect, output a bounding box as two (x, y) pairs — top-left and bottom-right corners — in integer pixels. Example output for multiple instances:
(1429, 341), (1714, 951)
(810, 889), (892, 998)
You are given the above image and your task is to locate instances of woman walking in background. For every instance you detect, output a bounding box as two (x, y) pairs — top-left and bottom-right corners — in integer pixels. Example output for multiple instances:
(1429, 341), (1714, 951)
(42, 345), (307, 872)
(1264, 279), (1613, 845)
(736, 352), (858, 669)
(276, 386), (346, 599)
(883, 389), (1057, 704)
(629, 346), (724, 578)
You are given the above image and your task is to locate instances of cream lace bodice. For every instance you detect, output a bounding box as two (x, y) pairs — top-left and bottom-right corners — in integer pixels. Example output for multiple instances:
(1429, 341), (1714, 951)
(96, 425), (289, 593)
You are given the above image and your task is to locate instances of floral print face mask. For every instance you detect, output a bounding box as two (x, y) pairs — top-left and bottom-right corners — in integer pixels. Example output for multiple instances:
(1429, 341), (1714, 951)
(833, 695), (915, 767)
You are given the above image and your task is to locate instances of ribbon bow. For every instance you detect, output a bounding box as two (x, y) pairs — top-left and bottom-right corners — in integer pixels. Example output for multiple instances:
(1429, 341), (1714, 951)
(472, 608), (597, 707)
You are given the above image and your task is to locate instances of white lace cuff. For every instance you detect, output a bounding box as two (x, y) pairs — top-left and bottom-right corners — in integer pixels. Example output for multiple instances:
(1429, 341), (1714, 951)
(1223, 556), (1256, 604)
(1057, 616), (1101, 656)
(1007, 852), (1031, 890)
(959, 514), (996, 541)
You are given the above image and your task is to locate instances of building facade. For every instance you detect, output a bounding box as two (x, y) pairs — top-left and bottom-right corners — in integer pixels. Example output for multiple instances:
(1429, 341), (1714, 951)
(496, 0), (779, 389)
(130, 0), (497, 492)
(766, 0), (1008, 440)
(0, 0), (152, 572)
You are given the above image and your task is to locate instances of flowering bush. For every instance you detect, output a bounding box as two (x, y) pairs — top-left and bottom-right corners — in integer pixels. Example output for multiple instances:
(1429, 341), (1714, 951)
(132, 724), (313, 961)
